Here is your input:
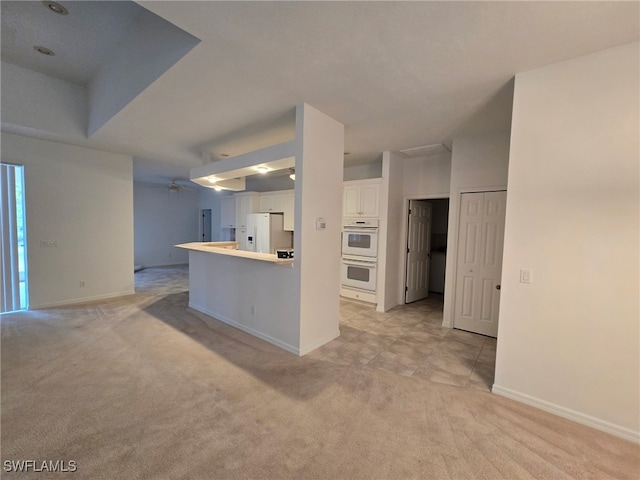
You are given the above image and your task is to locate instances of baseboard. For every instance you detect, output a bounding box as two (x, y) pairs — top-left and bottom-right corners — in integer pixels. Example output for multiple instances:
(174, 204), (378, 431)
(30, 290), (136, 309)
(299, 330), (340, 356)
(492, 384), (640, 444)
(189, 303), (300, 356)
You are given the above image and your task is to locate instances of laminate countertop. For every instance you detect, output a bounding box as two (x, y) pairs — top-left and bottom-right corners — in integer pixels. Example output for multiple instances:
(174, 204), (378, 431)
(175, 242), (294, 264)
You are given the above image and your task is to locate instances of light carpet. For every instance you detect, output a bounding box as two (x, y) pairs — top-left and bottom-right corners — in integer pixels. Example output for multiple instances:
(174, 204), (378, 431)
(1, 267), (638, 479)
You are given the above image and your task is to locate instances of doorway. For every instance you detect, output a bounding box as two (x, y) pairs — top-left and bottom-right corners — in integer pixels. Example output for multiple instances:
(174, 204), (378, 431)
(1, 163), (28, 313)
(200, 209), (212, 242)
(404, 198), (449, 304)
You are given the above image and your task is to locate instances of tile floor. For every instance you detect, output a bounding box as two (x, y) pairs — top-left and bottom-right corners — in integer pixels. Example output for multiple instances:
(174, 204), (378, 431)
(309, 295), (497, 391)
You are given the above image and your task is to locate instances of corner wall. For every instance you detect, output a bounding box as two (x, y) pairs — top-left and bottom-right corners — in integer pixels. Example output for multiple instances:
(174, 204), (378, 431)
(1, 132), (134, 308)
(295, 104), (344, 353)
(378, 151), (405, 312)
(442, 132), (510, 327)
(494, 42), (639, 442)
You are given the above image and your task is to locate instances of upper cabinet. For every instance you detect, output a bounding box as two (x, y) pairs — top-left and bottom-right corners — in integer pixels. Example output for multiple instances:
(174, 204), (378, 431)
(343, 179), (380, 218)
(220, 196), (236, 228)
(235, 192), (260, 229)
(260, 190), (294, 231)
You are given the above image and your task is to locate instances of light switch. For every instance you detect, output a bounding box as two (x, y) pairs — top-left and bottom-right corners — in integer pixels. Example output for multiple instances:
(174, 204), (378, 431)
(520, 269), (531, 284)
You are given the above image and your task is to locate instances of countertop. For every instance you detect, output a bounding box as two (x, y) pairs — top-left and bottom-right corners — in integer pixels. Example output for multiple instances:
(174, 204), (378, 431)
(175, 242), (294, 264)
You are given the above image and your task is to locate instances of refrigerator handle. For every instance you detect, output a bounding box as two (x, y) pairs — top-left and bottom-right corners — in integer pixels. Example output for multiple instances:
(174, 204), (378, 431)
(253, 224), (258, 252)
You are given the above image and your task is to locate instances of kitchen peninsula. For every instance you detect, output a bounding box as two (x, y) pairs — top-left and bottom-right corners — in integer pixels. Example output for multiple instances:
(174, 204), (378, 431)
(180, 104), (344, 356)
(176, 242), (293, 264)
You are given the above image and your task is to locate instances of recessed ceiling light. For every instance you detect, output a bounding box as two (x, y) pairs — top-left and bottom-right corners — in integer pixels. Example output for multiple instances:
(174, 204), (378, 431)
(256, 166), (269, 174)
(34, 46), (55, 56)
(207, 176), (218, 183)
(42, 1), (68, 15)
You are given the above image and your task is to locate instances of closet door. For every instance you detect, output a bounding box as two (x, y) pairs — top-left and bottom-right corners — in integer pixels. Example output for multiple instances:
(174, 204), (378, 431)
(453, 191), (506, 337)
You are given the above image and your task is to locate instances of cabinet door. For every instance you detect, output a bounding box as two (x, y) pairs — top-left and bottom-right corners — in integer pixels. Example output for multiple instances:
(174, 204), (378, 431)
(235, 197), (247, 228)
(343, 185), (362, 217)
(237, 228), (247, 251)
(236, 194), (259, 228)
(282, 193), (294, 231)
(359, 183), (380, 217)
(220, 197), (236, 228)
(259, 195), (274, 213)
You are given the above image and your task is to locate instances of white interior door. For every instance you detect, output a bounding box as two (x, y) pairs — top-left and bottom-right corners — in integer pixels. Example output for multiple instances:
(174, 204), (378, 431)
(405, 200), (432, 303)
(453, 191), (506, 337)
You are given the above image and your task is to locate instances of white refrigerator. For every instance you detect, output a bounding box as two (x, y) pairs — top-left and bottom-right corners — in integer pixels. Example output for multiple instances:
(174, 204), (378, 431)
(245, 213), (292, 254)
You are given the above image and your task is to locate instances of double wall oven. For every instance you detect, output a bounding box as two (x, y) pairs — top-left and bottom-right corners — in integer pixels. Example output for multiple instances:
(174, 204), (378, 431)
(341, 219), (378, 299)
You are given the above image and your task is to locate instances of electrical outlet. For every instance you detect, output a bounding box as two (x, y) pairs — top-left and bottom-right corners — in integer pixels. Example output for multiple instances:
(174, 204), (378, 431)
(250, 306), (256, 315)
(79, 281), (86, 288)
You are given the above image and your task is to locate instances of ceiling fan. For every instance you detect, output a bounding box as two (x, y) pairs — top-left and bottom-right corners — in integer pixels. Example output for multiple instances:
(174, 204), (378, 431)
(149, 179), (197, 198)
(165, 179), (196, 193)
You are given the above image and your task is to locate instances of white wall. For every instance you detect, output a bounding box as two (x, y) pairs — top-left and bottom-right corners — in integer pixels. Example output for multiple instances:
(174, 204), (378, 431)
(1, 132), (134, 308)
(403, 153), (451, 197)
(493, 42), (639, 442)
(442, 131), (511, 327)
(343, 161), (382, 181)
(295, 104), (344, 353)
(188, 250), (300, 352)
(133, 183), (199, 267)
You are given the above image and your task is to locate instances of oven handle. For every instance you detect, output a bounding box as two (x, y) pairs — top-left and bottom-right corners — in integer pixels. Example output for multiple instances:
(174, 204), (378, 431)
(342, 259), (377, 267)
(343, 227), (378, 233)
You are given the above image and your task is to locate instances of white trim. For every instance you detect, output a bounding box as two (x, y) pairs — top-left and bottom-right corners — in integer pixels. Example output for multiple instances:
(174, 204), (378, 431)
(189, 302), (301, 356)
(29, 290), (136, 309)
(492, 384), (640, 444)
(398, 193), (450, 310)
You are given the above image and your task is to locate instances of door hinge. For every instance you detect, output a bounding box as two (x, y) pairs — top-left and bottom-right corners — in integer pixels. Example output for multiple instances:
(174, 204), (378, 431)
(405, 286), (409, 292)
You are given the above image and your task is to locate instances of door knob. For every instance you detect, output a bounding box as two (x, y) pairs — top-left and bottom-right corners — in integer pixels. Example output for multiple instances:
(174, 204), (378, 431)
(496, 285), (501, 290)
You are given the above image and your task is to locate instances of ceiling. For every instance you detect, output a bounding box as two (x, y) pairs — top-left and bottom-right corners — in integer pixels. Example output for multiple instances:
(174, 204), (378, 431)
(1, 1), (638, 184)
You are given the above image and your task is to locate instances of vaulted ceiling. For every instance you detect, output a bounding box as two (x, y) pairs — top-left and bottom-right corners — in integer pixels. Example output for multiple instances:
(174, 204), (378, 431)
(2, 1), (638, 183)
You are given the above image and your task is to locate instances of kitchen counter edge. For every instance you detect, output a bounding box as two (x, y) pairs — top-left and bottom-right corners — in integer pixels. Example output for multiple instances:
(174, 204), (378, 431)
(175, 242), (294, 264)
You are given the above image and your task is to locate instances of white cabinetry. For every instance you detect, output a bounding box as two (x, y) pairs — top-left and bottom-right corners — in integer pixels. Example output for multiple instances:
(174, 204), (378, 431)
(259, 190), (295, 231)
(343, 179), (380, 218)
(282, 193), (294, 231)
(235, 192), (260, 229)
(259, 192), (285, 213)
(234, 192), (260, 250)
(220, 196), (236, 228)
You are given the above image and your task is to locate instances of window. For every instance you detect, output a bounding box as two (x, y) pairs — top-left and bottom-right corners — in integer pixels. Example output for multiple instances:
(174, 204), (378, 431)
(1, 163), (28, 313)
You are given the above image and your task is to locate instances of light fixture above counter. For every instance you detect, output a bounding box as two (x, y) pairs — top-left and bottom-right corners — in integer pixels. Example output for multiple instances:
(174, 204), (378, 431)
(190, 140), (296, 192)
